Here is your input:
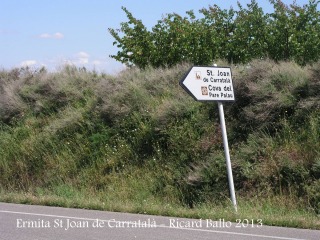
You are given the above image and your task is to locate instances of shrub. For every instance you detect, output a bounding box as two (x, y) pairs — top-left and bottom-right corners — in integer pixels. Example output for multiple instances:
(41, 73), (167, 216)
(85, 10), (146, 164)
(0, 68), (28, 123)
(228, 59), (318, 139)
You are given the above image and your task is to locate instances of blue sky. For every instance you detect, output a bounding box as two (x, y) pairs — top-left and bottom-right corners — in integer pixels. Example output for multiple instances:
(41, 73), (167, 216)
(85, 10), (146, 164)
(0, 0), (315, 74)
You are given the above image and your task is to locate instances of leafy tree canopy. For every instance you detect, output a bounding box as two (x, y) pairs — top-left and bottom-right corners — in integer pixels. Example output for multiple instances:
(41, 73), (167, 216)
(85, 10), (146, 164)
(109, 0), (320, 68)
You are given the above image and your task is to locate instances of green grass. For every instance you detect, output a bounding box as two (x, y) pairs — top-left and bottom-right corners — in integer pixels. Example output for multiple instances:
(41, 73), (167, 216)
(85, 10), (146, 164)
(0, 189), (319, 229)
(0, 61), (320, 229)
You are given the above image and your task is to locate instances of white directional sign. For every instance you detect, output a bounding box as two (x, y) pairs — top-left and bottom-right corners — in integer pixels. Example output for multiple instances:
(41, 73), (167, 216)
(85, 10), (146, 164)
(180, 66), (235, 101)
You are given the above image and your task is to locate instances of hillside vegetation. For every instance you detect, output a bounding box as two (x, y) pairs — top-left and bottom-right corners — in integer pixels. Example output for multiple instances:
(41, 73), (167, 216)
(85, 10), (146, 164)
(0, 60), (319, 228)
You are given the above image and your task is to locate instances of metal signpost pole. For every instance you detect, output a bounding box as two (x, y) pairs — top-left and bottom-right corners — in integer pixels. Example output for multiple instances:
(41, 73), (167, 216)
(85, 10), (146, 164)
(213, 63), (237, 212)
(217, 101), (237, 212)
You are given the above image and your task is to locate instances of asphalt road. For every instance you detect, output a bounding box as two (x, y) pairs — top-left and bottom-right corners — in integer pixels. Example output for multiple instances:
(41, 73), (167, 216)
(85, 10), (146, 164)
(0, 202), (319, 240)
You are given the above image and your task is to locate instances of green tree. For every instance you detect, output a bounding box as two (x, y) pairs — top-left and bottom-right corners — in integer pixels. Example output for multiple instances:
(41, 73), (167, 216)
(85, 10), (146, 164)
(150, 12), (198, 67)
(231, 0), (269, 63)
(108, 1), (320, 68)
(288, 0), (320, 65)
(200, 4), (236, 63)
(108, 7), (153, 68)
(267, 0), (320, 65)
(267, 0), (293, 61)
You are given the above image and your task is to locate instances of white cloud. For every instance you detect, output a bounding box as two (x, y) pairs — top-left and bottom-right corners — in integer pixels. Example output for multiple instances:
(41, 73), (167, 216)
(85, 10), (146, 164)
(75, 51), (90, 64)
(77, 51), (90, 58)
(57, 52), (90, 66)
(20, 60), (37, 67)
(32, 52), (125, 75)
(79, 58), (89, 64)
(92, 60), (102, 65)
(39, 33), (51, 38)
(53, 32), (64, 39)
(38, 32), (64, 39)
